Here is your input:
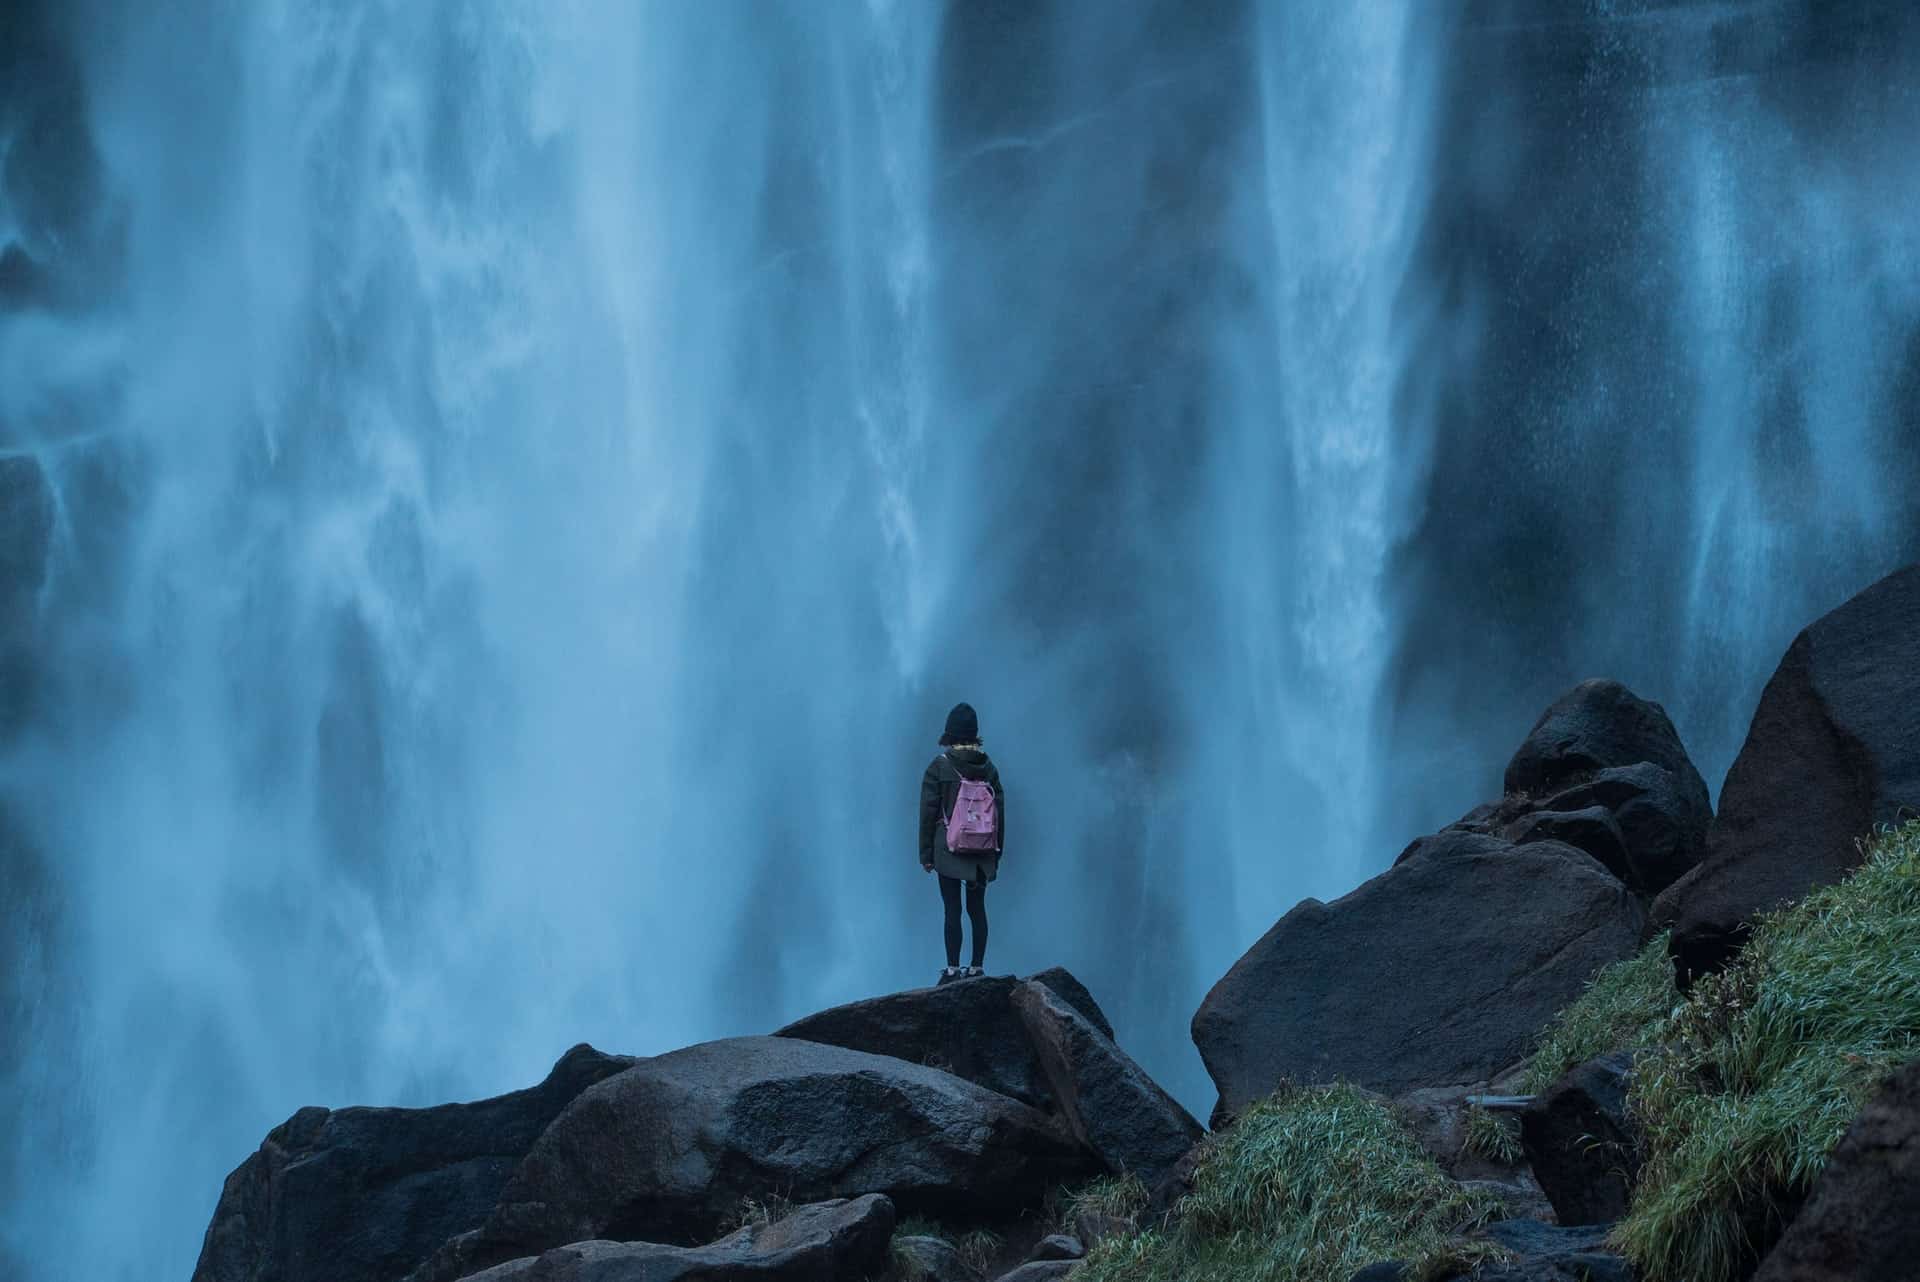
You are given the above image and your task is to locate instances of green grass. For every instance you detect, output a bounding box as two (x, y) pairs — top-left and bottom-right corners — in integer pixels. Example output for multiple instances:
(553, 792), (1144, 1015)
(1463, 1103), (1524, 1166)
(1523, 932), (1678, 1093)
(1615, 822), (1920, 1282)
(1077, 1082), (1502, 1282)
(1063, 1174), (1148, 1224)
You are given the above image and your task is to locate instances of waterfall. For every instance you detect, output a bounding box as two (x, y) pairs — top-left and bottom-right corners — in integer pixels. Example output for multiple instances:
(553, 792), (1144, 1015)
(3, 4), (1918, 1279)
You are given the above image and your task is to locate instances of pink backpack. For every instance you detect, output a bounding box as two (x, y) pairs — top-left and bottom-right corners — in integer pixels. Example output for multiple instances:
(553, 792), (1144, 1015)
(943, 759), (1000, 853)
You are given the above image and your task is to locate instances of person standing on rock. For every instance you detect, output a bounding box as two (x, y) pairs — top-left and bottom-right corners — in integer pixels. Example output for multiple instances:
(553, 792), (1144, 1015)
(920, 702), (1005, 982)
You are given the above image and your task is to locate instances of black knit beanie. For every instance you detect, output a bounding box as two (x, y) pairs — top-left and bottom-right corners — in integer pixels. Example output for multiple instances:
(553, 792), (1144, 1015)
(939, 702), (980, 746)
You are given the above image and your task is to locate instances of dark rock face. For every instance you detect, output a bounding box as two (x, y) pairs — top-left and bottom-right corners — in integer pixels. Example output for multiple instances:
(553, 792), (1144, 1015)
(1520, 1052), (1640, 1226)
(774, 968), (1110, 1110)
(1504, 680), (1710, 819)
(190, 1044), (633, 1282)
(427, 1036), (1092, 1278)
(1025, 966), (1115, 1040)
(463, 1194), (895, 1282)
(1752, 1061), (1920, 1282)
(1505, 807), (1632, 888)
(1012, 980), (1203, 1185)
(1540, 763), (1710, 899)
(1193, 837), (1643, 1112)
(1655, 565), (1920, 982)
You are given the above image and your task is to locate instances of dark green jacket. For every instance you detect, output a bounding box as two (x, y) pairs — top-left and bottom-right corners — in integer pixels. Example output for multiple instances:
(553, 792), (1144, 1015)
(919, 747), (1004, 883)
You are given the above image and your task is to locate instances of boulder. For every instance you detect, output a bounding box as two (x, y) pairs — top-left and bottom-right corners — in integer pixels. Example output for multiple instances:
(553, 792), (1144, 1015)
(893, 1234), (981, 1282)
(1395, 1084), (1528, 1182)
(1520, 1052), (1639, 1225)
(1752, 1060), (1920, 1282)
(419, 1036), (1093, 1278)
(774, 968), (1110, 1110)
(1012, 980), (1203, 1184)
(1503, 680), (1710, 819)
(1504, 808), (1631, 888)
(191, 1044), (633, 1282)
(462, 1194), (895, 1282)
(1655, 565), (1920, 982)
(1193, 837), (1644, 1113)
(1539, 763), (1708, 898)
(1024, 1235), (1085, 1263)
(1025, 967), (1115, 1040)
(990, 1264), (1078, 1282)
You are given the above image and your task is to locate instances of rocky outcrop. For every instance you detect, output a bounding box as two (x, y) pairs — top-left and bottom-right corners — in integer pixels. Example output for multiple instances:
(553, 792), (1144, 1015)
(1655, 565), (1920, 982)
(1504, 680), (1709, 815)
(1193, 836), (1643, 1115)
(1012, 980), (1202, 1185)
(1520, 1051), (1639, 1226)
(462, 1194), (895, 1282)
(191, 1044), (633, 1282)
(420, 1036), (1093, 1279)
(774, 969), (1111, 1110)
(1430, 680), (1714, 900)
(1752, 1061), (1920, 1282)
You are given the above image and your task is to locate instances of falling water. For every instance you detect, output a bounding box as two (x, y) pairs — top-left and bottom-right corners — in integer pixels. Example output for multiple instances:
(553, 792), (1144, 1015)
(3, 3), (1918, 1279)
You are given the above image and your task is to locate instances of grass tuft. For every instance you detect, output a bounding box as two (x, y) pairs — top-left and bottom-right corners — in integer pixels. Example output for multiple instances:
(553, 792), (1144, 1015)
(1524, 933), (1677, 1093)
(1077, 1082), (1501, 1282)
(1615, 821), (1920, 1282)
(1064, 1174), (1149, 1224)
(953, 1228), (1003, 1276)
(1462, 1103), (1524, 1166)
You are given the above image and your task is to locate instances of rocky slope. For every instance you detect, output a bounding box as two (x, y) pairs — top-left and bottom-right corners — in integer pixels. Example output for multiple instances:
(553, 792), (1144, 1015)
(193, 565), (1920, 1282)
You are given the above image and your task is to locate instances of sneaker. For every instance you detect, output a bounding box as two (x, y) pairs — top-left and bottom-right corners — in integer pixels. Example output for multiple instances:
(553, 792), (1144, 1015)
(937, 966), (962, 986)
(964, 965), (984, 978)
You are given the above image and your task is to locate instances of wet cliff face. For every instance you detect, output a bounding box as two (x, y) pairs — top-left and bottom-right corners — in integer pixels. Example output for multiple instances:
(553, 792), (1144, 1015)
(3, 3), (1919, 1278)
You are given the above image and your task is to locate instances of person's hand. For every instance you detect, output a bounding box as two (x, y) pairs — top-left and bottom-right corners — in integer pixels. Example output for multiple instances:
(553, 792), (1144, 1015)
(921, 862), (934, 874)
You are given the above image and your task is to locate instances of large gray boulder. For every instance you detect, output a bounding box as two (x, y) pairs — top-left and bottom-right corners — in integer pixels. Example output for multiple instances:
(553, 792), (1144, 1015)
(1504, 679), (1709, 816)
(420, 1036), (1094, 1279)
(774, 969), (1111, 1110)
(191, 1044), (634, 1282)
(462, 1194), (895, 1282)
(1011, 980), (1202, 1185)
(1655, 565), (1920, 982)
(1520, 1051), (1640, 1226)
(1192, 837), (1643, 1118)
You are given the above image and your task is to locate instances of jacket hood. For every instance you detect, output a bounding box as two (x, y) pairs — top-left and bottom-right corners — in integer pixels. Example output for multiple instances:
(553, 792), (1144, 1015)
(942, 746), (991, 772)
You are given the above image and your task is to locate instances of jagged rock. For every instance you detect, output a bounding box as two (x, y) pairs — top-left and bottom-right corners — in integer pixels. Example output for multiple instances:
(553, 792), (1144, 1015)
(417, 1036), (1093, 1279)
(1193, 837), (1644, 1112)
(462, 1194), (895, 1282)
(191, 1044), (633, 1282)
(1655, 565), (1920, 982)
(1521, 1051), (1639, 1225)
(1457, 1179), (1555, 1223)
(1752, 1060), (1920, 1282)
(1503, 680), (1710, 819)
(1025, 967), (1115, 1040)
(893, 1235), (981, 1282)
(1024, 1235), (1085, 1263)
(1539, 763), (1709, 898)
(775, 968), (1110, 1110)
(1012, 980), (1203, 1184)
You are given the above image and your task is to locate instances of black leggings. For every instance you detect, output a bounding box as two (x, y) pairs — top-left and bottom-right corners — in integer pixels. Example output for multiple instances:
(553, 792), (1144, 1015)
(938, 874), (988, 969)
